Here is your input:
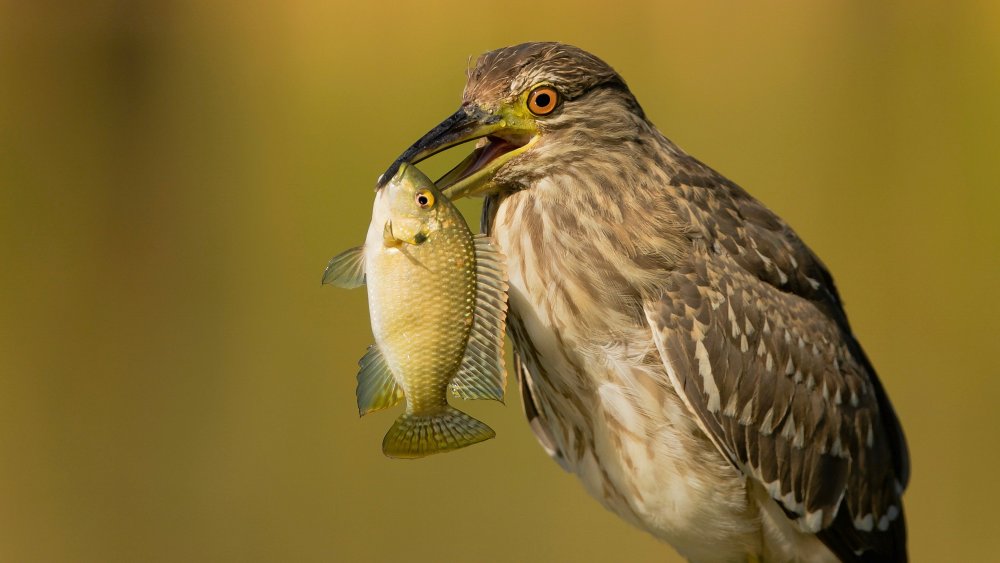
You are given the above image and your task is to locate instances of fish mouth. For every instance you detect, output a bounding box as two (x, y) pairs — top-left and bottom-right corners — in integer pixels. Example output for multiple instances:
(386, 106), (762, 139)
(377, 104), (537, 201)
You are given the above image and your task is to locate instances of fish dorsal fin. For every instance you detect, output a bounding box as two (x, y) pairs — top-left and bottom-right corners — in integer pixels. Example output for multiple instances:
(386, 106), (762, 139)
(322, 245), (366, 288)
(356, 345), (403, 416)
(450, 235), (508, 402)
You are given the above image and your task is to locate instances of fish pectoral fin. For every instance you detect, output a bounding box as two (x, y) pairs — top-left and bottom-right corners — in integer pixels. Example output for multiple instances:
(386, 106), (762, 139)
(322, 245), (366, 288)
(382, 220), (403, 248)
(450, 234), (509, 402)
(381, 407), (495, 459)
(356, 345), (403, 416)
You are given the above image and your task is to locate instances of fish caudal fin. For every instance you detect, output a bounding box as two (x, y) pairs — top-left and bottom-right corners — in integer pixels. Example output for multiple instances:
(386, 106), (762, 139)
(381, 407), (495, 459)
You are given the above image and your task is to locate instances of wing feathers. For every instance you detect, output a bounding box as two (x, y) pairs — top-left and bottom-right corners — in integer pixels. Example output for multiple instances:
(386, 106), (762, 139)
(644, 247), (905, 559)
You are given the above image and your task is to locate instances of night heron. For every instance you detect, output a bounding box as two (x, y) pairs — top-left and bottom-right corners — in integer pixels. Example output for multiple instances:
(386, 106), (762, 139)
(379, 42), (909, 562)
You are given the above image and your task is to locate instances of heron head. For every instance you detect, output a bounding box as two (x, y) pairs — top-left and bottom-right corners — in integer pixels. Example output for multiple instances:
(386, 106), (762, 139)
(378, 42), (645, 200)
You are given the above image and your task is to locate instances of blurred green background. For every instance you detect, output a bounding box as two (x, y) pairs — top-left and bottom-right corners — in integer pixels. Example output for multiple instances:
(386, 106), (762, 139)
(2, 1), (998, 561)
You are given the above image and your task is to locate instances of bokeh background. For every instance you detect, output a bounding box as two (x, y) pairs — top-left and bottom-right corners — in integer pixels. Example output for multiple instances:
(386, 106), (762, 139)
(2, 1), (998, 561)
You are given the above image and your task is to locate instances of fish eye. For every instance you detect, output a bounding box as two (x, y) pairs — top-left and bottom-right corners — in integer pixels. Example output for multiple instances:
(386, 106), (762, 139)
(527, 86), (559, 116)
(415, 189), (434, 209)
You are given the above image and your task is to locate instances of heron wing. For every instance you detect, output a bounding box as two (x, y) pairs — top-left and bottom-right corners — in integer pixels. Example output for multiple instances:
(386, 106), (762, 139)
(645, 158), (908, 561)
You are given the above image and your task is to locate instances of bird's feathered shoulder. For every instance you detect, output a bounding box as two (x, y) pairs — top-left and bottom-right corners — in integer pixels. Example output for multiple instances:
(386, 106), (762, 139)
(645, 153), (909, 561)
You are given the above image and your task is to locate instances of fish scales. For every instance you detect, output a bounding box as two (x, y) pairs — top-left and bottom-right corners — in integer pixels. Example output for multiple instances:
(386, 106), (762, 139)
(323, 163), (508, 458)
(368, 215), (476, 414)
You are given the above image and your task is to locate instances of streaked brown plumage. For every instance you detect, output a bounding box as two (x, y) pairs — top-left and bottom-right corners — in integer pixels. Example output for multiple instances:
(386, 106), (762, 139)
(384, 42), (909, 562)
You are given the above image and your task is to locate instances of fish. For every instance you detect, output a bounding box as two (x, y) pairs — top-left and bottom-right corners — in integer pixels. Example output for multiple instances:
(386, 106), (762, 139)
(322, 163), (508, 458)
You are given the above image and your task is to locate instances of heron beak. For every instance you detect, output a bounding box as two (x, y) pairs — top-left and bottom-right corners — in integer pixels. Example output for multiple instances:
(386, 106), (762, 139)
(377, 103), (537, 200)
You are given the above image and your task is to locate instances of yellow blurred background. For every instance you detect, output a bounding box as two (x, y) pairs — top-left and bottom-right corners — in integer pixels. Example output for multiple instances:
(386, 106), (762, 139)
(2, 1), (998, 561)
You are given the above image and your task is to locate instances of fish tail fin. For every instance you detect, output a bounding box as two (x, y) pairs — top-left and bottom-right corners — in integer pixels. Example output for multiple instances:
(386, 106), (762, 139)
(381, 407), (495, 459)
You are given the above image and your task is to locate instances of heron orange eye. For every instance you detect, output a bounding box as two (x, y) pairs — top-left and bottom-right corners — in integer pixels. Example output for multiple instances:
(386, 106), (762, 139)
(527, 86), (559, 116)
(415, 189), (434, 209)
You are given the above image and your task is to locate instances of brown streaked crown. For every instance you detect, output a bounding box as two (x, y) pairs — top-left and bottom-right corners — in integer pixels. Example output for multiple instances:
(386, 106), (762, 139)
(463, 42), (629, 104)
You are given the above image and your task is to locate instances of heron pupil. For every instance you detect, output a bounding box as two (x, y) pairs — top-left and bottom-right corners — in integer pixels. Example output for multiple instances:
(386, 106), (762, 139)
(418, 195), (428, 205)
(535, 93), (551, 107)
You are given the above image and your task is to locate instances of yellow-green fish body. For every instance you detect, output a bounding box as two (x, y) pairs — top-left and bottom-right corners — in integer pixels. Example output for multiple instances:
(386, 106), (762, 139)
(323, 164), (507, 458)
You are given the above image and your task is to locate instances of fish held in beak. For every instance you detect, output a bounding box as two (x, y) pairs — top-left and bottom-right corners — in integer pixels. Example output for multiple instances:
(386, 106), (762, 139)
(378, 104), (536, 201)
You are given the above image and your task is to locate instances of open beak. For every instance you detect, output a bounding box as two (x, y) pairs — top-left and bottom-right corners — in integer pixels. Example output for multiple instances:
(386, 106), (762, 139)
(377, 103), (536, 200)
